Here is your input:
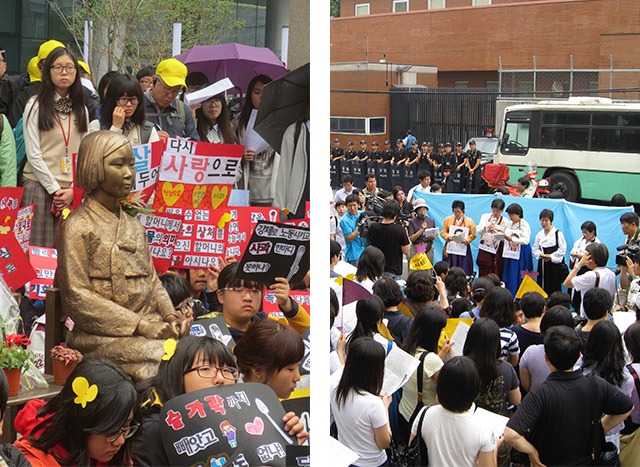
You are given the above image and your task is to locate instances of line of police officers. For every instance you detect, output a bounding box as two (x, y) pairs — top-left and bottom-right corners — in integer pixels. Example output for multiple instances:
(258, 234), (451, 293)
(330, 137), (483, 194)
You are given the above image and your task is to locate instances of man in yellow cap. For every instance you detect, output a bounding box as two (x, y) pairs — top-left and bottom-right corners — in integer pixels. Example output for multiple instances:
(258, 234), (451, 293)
(143, 58), (199, 140)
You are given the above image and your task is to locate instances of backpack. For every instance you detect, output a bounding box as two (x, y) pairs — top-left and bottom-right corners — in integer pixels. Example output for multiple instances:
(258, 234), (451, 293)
(99, 120), (154, 144)
(146, 99), (187, 135)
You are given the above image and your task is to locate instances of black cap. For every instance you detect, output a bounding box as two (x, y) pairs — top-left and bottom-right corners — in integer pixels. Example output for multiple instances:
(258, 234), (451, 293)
(438, 143), (444, 148)
(407, 129), (412, 134)
(469, 139), (476, 145)
(422, 141), (428, 146)
(384, 140), (391, 145)
(396, 138), (403, 143)
(456, 142), (463, 146)
(445, 142), (452, 147)
(347, 141), (353, 146)
(412, 140), (418, 145)
(360, 140), (366, 144)
(333, 138), (340, 142)
(427, 141), (434, 146)
(372, 142), (378, 146)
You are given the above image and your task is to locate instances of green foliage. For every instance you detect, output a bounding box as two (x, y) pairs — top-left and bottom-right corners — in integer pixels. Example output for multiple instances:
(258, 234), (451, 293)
(0, 343), (30, 370)
(330, 0), (340, 17)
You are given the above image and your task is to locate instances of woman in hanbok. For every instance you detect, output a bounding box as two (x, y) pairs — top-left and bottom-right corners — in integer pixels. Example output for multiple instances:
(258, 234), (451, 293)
(476, 197), (510, 278)
(441, 200), (476, 276)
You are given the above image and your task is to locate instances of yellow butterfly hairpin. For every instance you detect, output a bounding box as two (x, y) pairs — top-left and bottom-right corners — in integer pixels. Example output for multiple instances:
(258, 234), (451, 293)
(72, 377), (98, 408)
(162, 338), (177, 361)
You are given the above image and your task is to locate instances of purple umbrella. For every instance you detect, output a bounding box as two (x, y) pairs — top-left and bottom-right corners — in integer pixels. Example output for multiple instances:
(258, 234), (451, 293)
(174, 43), (288, 93)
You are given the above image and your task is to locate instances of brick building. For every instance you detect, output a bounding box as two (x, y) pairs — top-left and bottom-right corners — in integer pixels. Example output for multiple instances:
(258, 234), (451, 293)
(330, 0), (640, 146)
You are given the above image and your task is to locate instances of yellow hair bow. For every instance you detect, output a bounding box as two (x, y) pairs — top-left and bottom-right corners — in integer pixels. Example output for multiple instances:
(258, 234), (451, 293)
(162, 338), (177, 361)
(72, 377), (98, 408)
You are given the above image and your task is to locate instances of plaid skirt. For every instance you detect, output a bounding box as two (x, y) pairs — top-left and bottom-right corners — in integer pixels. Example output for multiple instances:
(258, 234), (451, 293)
(21, 178), (59, 248)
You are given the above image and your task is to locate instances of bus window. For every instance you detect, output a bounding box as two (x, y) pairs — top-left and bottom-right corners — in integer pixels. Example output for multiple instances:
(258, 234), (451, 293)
(565, 128), (589, 149)
(501, 121), (529, 155)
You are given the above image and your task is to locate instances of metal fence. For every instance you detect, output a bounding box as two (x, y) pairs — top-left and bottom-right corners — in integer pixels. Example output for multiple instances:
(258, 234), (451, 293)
(389, 87), (502, 145)
(498, 56), (640, 100)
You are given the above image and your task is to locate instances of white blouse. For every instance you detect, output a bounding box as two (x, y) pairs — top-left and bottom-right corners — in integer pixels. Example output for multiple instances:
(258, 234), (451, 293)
(532, 226), (567, 263)
(505, 219), (531, 245)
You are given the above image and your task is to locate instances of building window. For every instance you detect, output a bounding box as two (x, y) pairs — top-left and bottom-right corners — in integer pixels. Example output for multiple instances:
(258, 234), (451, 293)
(330, 117), (386, 135)
(355, 3), (370, 16)
(454, 81), (469, 89)
(393, 0), (409, 12)
(472, 0), (491, 5)
(428, 0), (445, 9)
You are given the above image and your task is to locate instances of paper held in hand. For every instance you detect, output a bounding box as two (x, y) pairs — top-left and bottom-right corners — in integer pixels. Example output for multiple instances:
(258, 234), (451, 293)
(446, 226), (469, 256)
(183, 78), (234, 105)
(244, 108), (270, 154)
(381, 344), (420, 395)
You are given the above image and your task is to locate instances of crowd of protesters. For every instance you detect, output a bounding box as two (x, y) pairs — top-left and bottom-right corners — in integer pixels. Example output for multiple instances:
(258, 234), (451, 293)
(329, 151), (640, 465)
(0, 39), (311, 465)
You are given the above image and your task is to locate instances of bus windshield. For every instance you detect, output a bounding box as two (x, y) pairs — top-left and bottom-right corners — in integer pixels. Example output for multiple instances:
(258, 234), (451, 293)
(501, 120), (530, 155)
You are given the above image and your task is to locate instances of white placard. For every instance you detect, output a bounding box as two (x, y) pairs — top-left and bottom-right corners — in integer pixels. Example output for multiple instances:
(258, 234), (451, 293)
(445, 226), (469, 256)
(448, 321), (471, 358)
(329, 436), (360, 467)
(381, 344), (420, 395)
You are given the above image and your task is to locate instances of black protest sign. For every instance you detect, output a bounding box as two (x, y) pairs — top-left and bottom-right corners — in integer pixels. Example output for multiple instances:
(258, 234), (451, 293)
(299, 329), (310, 376)
(286, 445), (310, 467)
(281, 388), (309, 436)
(160, 383), (293, 467)
(236, 221), (310, 286)
(190, 317), (236, 349)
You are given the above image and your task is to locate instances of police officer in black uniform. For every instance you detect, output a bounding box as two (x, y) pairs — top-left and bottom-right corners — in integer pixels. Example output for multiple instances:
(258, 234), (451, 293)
(382, 140), (394, 164)
(466, 139), (483, 194)
(345, 141), (357, 160)
(432, 143), (445, 186)
(331, 138), (344, 160)
(357, 140), (370, 162)
(370, 142), (382, 162)
(394, 139), (408, 165)
(442, 142), (458, 192)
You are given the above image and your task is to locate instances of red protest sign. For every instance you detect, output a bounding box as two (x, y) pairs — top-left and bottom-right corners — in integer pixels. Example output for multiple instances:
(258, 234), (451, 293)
(27, 246), (57, 299)
(170, 206), (275, 269)
(0, 231), (36, 292)
(0, 187), (24, 230)
(152, 138), (243, 214)
(263, 290), (310, 315)
(14, 204), (34, 253)
(282, 218), (310, 228)
(135, 212), (182, 274)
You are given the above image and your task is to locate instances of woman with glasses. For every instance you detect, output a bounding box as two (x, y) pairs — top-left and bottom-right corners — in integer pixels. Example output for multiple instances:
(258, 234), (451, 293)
(89, 73), (160, 145)
(14, 358), (140, 466)
(134, 336), (307, 466)
(195, 92), (237, 144)
(22, 46), (88, 247)
(234, 319), (304, 400)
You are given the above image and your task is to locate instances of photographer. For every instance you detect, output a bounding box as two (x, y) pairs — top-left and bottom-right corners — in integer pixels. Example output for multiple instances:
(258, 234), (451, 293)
(614, 250), (640, 312)
(368, 199), (410, 280)
(563, 243), (616, 318)
(616, 212), (640, 305)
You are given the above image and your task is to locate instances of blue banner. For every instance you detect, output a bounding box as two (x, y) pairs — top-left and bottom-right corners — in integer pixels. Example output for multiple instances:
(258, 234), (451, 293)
(413, 192), (633, 273)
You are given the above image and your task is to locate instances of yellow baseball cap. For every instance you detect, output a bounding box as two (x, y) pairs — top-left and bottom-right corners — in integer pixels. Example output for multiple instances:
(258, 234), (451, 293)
(78, 60), (90, 75)
(155, 58), (187, 88)
(37, 40), (65, 62)
(27, 56), (41, 82)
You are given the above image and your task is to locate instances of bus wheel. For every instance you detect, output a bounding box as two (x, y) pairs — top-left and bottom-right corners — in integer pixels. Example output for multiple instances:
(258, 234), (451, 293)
(549, 171), (579, 201)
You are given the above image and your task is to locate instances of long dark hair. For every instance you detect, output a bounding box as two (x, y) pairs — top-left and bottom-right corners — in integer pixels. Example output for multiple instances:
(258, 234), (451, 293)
(480, 287), (515, 328)
(355, 246), (385, 282)
(335, 337), (385, 407)
(31, 359), (138, 466)
(624, 322), (640, 364)
(100, 73), (145, 127)
(582, 320), (626, 388)
(33, 47), (87, 132)
(195, 93), (237, 144)
(139, 336), (236, 406)
(403, 306), (447, 355)
(463, 318), (500, 392)
(348, 296), (385, 347)
(238, 74), (272, 131)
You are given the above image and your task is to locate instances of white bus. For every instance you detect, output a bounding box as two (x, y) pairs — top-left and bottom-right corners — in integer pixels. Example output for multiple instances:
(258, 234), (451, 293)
(494, 97), (640, 203)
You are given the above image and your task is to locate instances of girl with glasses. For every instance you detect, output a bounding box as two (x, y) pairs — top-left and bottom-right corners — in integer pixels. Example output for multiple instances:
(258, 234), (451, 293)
(89, 73), (160, 145)
(14, 359), (139, 466)
(134, 336), (307, 466)
(195, 91), (237, 144)
(22, 46), (88, 247)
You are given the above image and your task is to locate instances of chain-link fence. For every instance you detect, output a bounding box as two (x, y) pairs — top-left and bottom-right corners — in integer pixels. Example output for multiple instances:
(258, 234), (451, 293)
(498, 56), (640, 100)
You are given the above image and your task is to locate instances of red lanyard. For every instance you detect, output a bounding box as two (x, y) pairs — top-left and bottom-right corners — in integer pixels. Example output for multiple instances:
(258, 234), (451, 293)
(56, 112), (71, 156)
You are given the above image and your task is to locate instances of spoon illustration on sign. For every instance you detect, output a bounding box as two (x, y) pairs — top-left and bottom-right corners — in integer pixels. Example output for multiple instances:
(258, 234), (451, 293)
(255, 398), (294, 444)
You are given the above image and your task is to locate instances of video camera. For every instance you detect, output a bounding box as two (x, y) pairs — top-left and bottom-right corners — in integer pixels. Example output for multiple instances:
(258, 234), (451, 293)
(615, 241), (640, 266)
(357, 212), (382, 240)
(364, 193), (386, 214)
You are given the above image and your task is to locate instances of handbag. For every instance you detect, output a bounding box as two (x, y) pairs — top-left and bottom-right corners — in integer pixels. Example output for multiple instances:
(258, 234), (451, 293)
(397, 406), (430, 467)
(620, 365), (640, 466)
(589, 375), (621, 466)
